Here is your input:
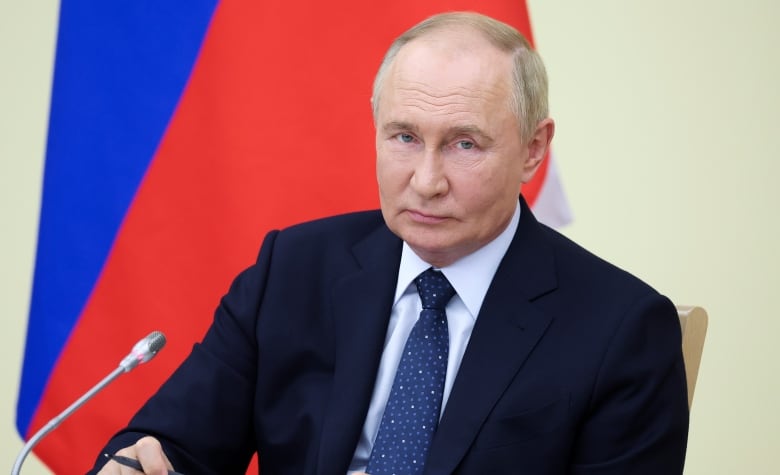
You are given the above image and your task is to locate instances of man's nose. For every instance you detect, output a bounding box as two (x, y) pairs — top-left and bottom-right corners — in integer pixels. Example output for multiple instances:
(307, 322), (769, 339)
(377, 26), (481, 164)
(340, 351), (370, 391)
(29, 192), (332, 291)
(410, 148), (448, 198)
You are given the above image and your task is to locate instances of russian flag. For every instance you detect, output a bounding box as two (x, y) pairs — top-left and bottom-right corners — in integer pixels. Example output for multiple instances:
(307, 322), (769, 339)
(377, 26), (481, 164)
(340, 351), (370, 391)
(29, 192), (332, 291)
(16, 1), (570, 473)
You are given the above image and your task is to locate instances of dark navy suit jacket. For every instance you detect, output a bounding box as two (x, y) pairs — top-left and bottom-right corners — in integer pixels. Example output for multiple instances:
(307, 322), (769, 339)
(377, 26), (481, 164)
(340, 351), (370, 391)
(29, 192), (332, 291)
(91, 197), (688, 474)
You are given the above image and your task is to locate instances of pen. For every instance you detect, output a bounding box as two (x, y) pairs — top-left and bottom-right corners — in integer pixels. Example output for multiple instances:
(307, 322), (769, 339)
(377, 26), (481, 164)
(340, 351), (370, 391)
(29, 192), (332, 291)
(103, 453), (185, 475)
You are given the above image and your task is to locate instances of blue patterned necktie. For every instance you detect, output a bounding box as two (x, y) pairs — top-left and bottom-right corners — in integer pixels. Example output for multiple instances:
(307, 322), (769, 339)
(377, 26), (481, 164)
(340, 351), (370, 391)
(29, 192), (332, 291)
(366, 268), (455, 475)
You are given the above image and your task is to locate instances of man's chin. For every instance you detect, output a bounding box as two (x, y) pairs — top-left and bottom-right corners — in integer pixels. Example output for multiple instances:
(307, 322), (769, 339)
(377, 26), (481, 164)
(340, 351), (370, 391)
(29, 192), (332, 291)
(405, 238), (463, 267)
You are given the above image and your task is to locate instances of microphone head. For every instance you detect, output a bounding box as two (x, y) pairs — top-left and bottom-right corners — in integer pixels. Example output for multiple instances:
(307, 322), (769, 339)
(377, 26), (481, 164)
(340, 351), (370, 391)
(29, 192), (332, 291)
(119, 331), (167, 372)
(146, 331), (167, 354)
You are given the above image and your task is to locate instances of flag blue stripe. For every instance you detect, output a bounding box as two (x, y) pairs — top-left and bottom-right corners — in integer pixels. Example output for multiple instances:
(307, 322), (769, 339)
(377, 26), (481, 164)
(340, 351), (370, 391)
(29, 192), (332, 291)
(17, 0), (218, 436)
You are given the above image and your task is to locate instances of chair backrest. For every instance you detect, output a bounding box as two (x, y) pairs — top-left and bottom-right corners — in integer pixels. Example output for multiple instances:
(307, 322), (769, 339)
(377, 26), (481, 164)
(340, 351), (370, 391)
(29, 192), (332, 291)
(676, 305), (708, 408)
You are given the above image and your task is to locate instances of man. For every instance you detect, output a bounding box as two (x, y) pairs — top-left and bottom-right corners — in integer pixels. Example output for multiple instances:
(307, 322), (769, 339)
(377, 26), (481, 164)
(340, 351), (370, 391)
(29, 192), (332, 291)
(92, 12), (688, 475)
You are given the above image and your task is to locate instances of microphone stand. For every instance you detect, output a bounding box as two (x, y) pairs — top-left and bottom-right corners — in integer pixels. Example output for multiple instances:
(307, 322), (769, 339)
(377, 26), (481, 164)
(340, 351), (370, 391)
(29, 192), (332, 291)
(11, 331), (165, 474)
(12, 367), (124, 475)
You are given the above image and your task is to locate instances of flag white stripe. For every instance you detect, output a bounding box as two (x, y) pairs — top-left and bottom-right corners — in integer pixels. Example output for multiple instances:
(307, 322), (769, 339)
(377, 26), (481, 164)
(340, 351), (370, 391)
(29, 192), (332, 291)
(531, 154), (573, 229)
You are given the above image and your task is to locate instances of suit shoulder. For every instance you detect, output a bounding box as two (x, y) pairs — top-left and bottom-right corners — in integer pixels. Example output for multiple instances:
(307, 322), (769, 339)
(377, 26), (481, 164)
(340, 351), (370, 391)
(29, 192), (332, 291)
(264, 210), (391, 259)
(539, 224), (661, 297)
(279, 209), (386, 240)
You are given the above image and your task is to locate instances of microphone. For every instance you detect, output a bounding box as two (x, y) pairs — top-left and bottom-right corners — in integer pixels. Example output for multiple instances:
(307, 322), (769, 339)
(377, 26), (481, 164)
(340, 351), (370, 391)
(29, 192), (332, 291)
(11, 331), (167, 475)
(119, 330), (167, 372)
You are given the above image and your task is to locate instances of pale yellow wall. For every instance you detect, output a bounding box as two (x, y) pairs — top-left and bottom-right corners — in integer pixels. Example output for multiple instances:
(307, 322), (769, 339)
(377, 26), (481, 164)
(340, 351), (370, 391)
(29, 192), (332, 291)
(1, 1), (59, 473)
(528, 1), (780, 473)
(2, 1), (778, 473)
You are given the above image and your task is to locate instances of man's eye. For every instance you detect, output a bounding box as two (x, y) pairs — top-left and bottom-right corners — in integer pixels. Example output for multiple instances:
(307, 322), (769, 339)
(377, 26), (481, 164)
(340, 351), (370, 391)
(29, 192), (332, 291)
(457, 140), (475, 150)
(397, 133), (414, 143)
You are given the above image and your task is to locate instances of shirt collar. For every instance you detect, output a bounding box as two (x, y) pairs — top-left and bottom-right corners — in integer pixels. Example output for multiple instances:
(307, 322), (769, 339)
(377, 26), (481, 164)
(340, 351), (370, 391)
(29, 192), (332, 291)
(394, 201), (521, 318)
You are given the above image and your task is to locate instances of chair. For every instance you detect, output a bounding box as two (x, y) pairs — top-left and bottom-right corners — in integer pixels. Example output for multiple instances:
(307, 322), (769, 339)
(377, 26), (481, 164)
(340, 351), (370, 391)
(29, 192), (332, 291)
(676, 305), (708, 408)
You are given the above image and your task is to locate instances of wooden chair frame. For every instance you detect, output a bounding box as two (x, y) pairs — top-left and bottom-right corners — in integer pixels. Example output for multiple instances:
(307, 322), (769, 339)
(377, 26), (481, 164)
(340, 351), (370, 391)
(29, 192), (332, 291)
(676, 305), (708, 408)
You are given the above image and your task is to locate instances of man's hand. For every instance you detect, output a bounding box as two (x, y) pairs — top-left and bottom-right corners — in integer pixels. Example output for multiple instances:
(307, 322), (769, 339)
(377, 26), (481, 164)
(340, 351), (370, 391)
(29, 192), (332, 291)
(97, 436), (174, 475)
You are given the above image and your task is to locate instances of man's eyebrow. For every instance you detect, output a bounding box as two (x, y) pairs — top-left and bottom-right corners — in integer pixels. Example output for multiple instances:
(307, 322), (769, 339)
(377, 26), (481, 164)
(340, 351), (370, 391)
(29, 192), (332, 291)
(382, 121), (418, 134)
(381, 122), (496, 145)
(448, 125), (495, 145)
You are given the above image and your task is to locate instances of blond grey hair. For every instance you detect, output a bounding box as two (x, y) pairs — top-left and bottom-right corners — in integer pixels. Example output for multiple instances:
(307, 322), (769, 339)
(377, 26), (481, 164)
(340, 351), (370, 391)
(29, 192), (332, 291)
(371, 11), (549, 143)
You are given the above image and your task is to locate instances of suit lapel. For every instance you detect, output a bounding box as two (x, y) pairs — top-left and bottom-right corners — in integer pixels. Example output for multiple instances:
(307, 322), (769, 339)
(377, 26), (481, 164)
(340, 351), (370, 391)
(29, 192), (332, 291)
(316, 223), (402, 474)
(425, 197), (559, 474)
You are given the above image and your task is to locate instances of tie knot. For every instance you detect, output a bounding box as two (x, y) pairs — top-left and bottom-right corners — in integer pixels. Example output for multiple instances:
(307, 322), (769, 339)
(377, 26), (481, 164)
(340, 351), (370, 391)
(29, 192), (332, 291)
(415, 268), (456, 311)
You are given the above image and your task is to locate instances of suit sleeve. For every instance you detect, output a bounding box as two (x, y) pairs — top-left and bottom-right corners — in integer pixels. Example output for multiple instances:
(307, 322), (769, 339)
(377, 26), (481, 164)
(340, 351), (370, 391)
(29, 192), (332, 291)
(87, 230), (279, 475)
(570, 292), (689, 474)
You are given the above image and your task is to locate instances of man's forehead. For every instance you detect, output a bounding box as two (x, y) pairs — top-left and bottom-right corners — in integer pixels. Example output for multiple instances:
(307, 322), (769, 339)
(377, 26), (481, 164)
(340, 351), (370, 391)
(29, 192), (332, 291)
(373, 25), (516, 130)
(383, 49), (513, 110)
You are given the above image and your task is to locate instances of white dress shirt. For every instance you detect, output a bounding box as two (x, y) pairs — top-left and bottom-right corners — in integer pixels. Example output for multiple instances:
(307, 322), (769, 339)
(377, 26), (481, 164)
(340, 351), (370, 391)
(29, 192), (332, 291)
(348, 203), (521, 473)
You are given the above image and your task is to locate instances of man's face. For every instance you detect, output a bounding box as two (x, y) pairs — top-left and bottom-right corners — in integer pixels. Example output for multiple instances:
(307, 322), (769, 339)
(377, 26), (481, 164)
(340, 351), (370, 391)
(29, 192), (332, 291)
(375, 29), (547, 267)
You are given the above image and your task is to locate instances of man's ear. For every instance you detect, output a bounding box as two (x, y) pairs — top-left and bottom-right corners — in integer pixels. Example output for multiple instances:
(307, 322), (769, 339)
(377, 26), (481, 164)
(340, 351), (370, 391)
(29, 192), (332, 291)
(520, 118), (555, 183)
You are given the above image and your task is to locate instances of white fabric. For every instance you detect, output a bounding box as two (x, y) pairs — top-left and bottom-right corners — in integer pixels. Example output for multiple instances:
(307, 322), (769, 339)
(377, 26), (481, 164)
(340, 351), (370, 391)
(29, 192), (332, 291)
(530, 153), (573, 229)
